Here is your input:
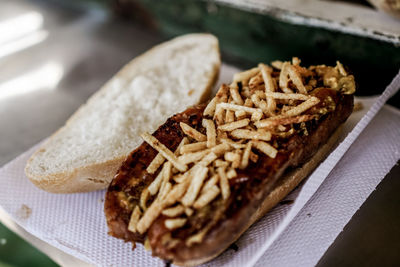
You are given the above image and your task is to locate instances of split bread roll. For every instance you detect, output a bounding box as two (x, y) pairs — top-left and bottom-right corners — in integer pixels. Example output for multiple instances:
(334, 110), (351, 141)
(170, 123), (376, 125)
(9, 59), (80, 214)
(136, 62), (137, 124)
(105, 59), (355, 266)
(25, 34), (221, 193)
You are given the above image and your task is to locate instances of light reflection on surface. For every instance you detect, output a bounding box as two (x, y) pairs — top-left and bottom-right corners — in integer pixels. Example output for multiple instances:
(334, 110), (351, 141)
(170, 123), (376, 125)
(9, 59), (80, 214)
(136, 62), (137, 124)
(0, 10), (61, 98)
(0, 12), (43, 45)
(0, 62), (64, 100)
(0, 30), (48, 59)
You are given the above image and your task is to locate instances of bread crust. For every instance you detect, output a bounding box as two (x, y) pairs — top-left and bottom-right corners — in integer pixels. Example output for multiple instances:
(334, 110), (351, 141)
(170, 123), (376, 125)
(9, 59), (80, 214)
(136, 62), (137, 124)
(26, 155), (125, 193)
(24, 34), (220, 193)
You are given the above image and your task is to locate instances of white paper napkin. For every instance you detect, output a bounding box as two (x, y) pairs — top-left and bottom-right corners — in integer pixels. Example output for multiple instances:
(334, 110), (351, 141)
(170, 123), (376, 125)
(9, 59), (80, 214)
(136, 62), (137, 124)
(254, 105), (400, 267)
(0, 67), (398, 267)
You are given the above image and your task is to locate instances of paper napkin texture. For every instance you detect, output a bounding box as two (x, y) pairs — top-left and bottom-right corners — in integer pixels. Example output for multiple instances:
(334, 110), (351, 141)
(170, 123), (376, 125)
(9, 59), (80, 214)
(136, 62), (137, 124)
(254, 105), (400, 267)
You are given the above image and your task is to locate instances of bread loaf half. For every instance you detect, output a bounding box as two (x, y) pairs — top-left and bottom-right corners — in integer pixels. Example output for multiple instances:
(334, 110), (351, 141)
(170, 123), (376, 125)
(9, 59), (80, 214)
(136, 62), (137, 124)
(25, 34), (220, 193)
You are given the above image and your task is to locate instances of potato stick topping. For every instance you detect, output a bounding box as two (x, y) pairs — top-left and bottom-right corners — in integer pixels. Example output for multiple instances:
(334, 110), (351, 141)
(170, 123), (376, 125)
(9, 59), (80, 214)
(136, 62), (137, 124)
(210, 143), (231, 156)
(243, 98), (253, 107)
(264, 91), (309, 101)
(137, 199), (165, 234)
(240, 142), (252, 169)
(164, 179), (191, 206)
(287, 65), (308, 94)
(146, 153), (165, 174)
(230, 129), (271, 141)
(147, 164), (167, 195)
(141, 132), (188, 172)
(197, 152), (218, 167)
(202, 119), (217, 148)
(201, 174), (219, 193)
(251, 93), (269, 115)
(128, 206), (142, 233)
(203, 97), (218, 117)
(230, 85), (244, 105)
(158, 162), (172, 199)
(217, 167), (230, 200)
(224, 152), (241, 169)
(218, 119), (250, 131)
(259, 63), (277, 115)
(282, 97), (319, 117)
(175, 137), (189, 155)
(185, 207), (194, 217)
(143, 238), (151, 251)
(279, 62), (293, 93)
(213, 85), (229, 125)
(178, 150), (210, 164)
(241, 87), (251, 98)
(180, 141), (207, 154)
(249, 73), (263, 89)
(271, 60), (283, 69)
(336, 61), (347, 76)
(179, 122), (207, 142)
(292, 57), (301, 65)
(233, 67), (259, 84)
(181, 166), (209, 206)
(255, 114), (316, 129)
(130, 58), (348, 236)
(249, 151), (259, 162)
(140, 188), (149, 211)
(252, 140), (278, 159)
(214, 106), (225, 126)
(225, 110), (235, 123)
(217, 102), (262, 114)
(165, 218), (187, 230)
(162, 205), (185, 217)
(226, 168), (238, 179)
(251, 110), (263, 122)
(158, 182), (172, 202)
(215, 83), (230, 99)
(219, 138), (247, 149)
(214, 159), (229, 167)
(172, 167), (180, 174)
(162, 162), (172, 183)
(277, 125), (286, 132)
(353, 102), (363, 112)
(194, 185), (220, 209)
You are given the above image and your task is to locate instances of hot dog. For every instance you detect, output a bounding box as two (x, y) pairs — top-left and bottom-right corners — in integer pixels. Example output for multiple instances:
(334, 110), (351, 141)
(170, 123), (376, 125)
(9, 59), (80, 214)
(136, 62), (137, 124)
(105, 58), (355, 266)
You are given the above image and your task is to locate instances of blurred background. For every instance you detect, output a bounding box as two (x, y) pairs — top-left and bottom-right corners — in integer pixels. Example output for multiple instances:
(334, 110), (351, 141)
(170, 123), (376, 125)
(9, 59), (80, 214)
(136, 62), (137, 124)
(0, 0), (399, 266)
